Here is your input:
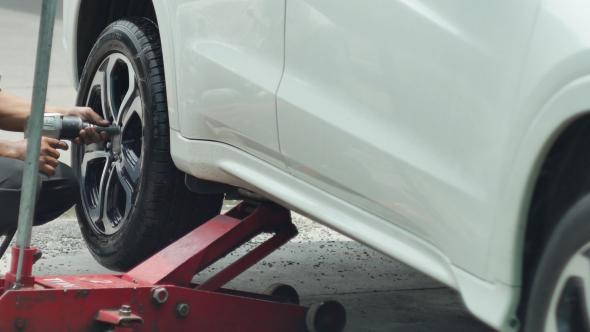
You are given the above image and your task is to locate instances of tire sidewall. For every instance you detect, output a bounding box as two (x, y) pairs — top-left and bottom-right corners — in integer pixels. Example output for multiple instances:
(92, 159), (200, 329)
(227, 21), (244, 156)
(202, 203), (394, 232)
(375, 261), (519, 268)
(523, 194), (590, 331)
(73, 20), (158, 262)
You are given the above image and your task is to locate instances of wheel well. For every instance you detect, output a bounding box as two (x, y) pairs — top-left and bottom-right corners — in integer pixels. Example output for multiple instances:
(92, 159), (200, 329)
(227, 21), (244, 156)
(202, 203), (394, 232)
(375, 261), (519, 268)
(519, 112), (590, 316)
(76, 0), (157, 80)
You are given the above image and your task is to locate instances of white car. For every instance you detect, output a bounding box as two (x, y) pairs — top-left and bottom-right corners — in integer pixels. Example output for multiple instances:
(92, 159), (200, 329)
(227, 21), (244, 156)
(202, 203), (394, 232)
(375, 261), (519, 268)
(63, 1), (590, 331)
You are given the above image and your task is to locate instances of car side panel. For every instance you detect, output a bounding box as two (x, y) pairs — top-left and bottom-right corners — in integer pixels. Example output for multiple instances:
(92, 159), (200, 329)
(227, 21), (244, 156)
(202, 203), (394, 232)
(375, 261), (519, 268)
(277, 0), (538, 278)
(168, 0), (288, 169)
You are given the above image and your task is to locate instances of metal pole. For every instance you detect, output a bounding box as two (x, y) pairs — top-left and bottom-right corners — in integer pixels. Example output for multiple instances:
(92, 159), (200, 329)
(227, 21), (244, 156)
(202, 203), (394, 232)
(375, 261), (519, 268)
(14, 0), (57, 290)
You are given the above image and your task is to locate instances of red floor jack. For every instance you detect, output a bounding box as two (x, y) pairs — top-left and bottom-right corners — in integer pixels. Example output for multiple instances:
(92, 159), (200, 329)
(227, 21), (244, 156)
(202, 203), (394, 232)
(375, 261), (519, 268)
(0, 0), (346, 331)
(0, 201), (347, 331)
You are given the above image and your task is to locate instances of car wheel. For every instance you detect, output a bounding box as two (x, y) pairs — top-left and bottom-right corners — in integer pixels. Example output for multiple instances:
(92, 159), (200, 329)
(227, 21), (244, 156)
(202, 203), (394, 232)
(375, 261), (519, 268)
(523, 194), (590, 332)
(73, 18), (224, 271)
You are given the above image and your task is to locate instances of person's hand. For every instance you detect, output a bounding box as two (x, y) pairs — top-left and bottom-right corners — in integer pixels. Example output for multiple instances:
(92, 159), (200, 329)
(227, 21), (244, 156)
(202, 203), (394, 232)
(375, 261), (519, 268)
(10, 138), (69, 176)
(63, 106), (110, 145)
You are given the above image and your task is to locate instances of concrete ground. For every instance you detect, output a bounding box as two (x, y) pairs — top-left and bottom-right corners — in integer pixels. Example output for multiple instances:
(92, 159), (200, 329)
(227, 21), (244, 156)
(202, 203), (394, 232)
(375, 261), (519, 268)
(0, 1), (496, 331)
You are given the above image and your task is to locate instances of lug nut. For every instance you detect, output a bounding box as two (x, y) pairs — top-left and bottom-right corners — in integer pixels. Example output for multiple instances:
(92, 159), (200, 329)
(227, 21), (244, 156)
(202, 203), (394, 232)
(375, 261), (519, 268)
(175, 303), (190, 317)
(119, 304), (132, 316)
(151, 287), (169, 304)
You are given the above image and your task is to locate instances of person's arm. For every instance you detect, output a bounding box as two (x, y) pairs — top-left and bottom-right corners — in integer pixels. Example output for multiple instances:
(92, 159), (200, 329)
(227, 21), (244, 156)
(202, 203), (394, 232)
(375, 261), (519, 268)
(0, 90), (109, 144)
(0, 90), (110, 175)
(0, 137), (68, 176)
(0, 90), (36, 131)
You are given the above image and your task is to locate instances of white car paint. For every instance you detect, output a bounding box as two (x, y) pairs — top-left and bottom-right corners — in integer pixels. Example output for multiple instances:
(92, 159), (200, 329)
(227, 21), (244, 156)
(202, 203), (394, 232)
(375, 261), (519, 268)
(490, 0), (590, 286)
(169, 0), (288, 170)
(62, 0), (79, 88)
(62, 0), (590, 331)
(277, 0), (538, 281)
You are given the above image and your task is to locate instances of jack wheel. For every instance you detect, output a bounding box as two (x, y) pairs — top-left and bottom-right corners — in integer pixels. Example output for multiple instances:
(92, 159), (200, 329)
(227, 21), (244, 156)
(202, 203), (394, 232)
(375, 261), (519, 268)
(263, 283), (300, 305)
(306, 300), (346, 332)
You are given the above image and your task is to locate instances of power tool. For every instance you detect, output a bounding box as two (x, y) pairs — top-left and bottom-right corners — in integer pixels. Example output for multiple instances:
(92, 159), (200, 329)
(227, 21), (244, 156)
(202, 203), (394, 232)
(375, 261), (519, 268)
(24, 113), (121, 140)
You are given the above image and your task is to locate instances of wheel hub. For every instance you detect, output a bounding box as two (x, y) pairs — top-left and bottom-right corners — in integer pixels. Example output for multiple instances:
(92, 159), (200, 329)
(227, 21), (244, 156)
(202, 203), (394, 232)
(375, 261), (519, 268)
(110, 133), (122, 159)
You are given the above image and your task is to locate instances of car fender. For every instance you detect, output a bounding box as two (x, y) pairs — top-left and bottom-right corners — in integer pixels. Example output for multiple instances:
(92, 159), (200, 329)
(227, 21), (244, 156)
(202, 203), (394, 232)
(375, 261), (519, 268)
(489, 0), (590, 288)
(492, 75), (590, 285)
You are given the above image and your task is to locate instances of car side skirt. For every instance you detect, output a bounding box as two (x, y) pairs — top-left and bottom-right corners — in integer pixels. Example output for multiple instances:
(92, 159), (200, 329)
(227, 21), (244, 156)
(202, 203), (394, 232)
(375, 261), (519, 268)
(170, 129), (519, 332)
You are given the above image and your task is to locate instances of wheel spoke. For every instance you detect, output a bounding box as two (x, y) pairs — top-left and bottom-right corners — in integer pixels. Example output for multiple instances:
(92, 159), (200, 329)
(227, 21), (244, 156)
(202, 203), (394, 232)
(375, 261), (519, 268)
(120, 96), (143, 183)
(116, 72), (139, 126)
(80, 149), (112, 224)
(120, 96), (143, 127)
(545, 315), (558, 332)
(582, 251), (590, 331)
(565, 254), (590, 316)
(115, 164), (134, 219)
(556, 277), (590, 332)
(102, 163), (134, 235)
(101, 191), (116, 235)
(547, 252), (590, 332)
(85, 66), (110, 119)
(105, 54), (136, 124)
(104, 56), (118, 122)
(85, 70), (105, 106)
(121, 148), (142, 184)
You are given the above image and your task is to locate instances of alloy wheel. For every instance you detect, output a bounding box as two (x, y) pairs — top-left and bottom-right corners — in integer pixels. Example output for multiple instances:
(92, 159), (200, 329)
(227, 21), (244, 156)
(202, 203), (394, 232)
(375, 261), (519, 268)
(544, 242), (590, 332)
(79, 53), (144, 235)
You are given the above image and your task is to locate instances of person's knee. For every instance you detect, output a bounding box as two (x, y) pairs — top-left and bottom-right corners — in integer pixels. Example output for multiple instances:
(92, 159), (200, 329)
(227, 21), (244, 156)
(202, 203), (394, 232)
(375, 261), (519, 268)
(0, 157), (42, 233)
(52, 163), (80, 208)
(0, 157), (26, 190)
(60, 163), (80, 202)
(34, 163), (80, 226)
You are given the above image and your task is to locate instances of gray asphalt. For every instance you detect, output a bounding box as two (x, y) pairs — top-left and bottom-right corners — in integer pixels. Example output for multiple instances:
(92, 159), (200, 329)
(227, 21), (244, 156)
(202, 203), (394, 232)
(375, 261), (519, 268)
(0, 1), (495, 331)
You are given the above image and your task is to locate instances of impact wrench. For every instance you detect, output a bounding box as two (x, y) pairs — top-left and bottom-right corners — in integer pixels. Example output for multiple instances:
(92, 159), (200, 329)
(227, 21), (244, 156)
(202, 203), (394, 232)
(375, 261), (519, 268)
(24, 113), (121, 140)
(24, 113), (120, 179)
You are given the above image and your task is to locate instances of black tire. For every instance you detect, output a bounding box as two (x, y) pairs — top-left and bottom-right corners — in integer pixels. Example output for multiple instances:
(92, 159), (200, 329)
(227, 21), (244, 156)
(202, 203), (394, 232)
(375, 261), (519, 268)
(522, 194), (590, 331)
(73, 18), (224, 271)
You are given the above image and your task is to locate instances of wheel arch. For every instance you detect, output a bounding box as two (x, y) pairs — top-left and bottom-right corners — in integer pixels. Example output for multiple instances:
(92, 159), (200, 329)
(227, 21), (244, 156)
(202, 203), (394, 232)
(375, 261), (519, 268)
(482, 75), (590, 331)
(75, 0), (157, 80)
(458, 74), (590, 331)
(516, 97), (590, 319)
(72, 0), (181, 130)
(481, 0), (590, 328)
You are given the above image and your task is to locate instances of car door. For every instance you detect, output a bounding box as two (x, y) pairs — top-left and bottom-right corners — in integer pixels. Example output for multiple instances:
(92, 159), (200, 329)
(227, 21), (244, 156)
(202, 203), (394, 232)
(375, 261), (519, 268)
(169, 0), (287, 169)
(277, 0), (538, 277)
